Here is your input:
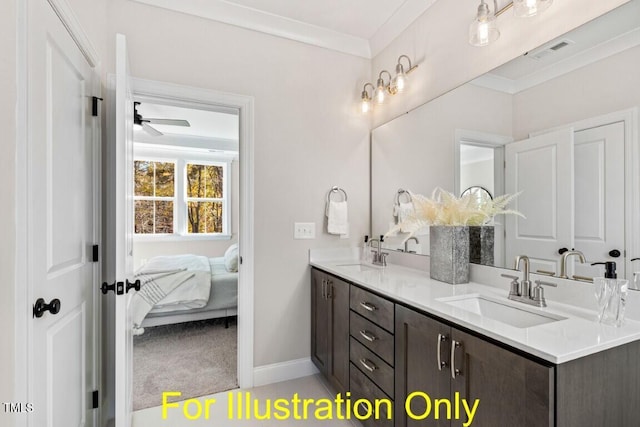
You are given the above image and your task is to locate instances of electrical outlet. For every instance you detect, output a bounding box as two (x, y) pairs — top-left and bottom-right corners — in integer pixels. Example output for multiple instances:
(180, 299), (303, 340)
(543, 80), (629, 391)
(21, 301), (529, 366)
(294, 222), (316, 239)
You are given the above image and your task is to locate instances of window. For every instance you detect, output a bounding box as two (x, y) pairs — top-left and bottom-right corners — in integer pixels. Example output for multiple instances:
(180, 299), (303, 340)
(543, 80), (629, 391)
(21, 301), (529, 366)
(133, 148), (232, 240)
(134, 160), (175, 234)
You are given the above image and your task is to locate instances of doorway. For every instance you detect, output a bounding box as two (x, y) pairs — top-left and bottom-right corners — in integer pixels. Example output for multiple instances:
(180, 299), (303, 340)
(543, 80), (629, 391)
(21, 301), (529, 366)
(130, 99), (240, 409)
(123, 78), (255, 414)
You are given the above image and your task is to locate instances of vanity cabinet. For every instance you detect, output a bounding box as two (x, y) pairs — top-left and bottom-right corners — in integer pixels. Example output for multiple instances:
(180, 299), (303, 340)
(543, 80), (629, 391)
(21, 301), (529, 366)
(310, 268), (350, 393)
(311, 267), (640, 427)
(395, 305), (554, 427)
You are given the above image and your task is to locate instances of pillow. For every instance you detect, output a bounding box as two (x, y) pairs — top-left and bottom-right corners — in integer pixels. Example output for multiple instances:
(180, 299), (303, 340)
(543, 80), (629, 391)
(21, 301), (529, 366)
(224, 243), (239, 272)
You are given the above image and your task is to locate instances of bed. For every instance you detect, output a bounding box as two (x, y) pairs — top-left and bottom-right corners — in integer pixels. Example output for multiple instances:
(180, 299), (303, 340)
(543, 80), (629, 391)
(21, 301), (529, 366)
(131, 247), (238, 331)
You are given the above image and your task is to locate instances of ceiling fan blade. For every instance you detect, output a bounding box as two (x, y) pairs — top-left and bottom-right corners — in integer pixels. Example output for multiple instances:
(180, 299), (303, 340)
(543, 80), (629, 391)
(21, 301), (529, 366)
(146, 118), (191, 127)
(142, 122), (163, 137)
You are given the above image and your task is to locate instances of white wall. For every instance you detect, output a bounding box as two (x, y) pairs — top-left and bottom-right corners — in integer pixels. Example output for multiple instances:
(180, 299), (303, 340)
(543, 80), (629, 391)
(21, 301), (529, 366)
(1, 1), (17, 425)
(106, 0), (372, 368)
(370, 0), (629, 128)
(461, 159), (495, 196)
(133, 159), (240, 268)
(513, 44), (640, 139)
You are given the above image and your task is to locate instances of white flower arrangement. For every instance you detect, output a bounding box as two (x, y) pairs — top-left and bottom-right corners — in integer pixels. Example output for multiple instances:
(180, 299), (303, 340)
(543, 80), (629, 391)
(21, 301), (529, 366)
(386, 187), (524, 239)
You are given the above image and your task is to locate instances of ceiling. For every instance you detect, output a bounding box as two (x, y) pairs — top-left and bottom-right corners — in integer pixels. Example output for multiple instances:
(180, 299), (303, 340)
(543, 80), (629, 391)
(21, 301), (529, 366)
(134, 102), (239, 152)
(133, 0), (438, 58)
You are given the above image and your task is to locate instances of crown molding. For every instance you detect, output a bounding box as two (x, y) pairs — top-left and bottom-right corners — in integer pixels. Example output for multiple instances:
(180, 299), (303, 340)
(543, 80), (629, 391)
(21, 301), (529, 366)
(132, 0), (372, 58)
(132, 0), (439, 59)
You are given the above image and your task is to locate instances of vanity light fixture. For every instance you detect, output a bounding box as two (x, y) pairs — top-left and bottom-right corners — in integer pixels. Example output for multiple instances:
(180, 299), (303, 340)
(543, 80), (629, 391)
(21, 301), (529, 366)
(469, 0), (554, 47)
(359, 55), (418, 113)
(360, 83), (374, 113)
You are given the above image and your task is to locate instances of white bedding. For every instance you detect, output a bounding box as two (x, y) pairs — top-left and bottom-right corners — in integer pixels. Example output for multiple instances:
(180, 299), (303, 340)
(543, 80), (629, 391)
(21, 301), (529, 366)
(130, 255), (211, 330)
(139, 254), (211, 309)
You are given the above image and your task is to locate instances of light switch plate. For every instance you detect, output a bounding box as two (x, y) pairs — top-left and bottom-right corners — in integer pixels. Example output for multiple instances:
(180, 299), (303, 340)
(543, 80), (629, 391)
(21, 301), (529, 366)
(294, 222), (316, 239)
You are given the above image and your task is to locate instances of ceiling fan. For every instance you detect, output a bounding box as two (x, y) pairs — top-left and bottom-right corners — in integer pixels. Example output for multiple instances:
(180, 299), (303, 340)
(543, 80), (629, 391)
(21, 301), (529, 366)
(133, 102), (191, 136)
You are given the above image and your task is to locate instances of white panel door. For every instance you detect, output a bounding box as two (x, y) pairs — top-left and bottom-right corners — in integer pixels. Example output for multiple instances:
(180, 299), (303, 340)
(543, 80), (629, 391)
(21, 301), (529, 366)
(505, 129), (574, 275)
(28, 0), (97, 426)
(573, 122), (626, 278)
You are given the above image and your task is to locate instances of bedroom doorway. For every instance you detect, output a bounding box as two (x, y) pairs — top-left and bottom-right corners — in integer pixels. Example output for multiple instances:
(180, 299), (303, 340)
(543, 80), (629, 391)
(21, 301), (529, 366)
(125, 79), (254, 412)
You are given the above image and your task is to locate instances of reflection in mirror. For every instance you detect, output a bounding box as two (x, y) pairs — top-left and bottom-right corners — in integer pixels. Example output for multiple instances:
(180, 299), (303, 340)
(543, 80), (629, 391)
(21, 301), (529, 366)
(371, 0), (640, 282)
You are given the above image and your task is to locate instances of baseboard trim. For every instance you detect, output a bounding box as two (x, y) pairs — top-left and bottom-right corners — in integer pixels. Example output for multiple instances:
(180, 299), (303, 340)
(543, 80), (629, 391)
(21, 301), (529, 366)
(253, 358), (319, 387)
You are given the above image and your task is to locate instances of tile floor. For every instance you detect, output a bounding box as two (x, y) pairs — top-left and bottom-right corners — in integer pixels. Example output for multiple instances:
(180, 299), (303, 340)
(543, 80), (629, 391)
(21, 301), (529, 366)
(133, 375), (357, 427)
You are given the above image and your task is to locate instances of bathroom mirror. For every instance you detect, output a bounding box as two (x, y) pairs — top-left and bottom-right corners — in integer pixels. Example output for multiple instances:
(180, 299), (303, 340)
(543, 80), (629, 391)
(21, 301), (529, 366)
(371, 0), (640, 281)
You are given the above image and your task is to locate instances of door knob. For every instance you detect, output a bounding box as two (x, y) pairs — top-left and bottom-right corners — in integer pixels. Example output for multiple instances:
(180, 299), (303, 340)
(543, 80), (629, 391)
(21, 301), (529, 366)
(126, 279), (141, 293)
(33, 298), (61, 318)
(609, 249), (621, 258)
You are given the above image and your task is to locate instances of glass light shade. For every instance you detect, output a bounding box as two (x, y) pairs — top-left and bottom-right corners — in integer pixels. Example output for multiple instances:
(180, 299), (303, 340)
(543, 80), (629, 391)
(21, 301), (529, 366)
(392, 66), (407, 94)
(361, 92), (372, 113)
(513, 0), (553, 17)
(374, 78), (386, 104)
(469, 14), (500, 46)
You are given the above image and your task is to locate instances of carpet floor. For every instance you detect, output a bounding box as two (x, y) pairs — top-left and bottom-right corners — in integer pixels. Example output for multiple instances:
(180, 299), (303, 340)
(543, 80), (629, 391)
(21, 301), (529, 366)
(133, 317), (238, 410)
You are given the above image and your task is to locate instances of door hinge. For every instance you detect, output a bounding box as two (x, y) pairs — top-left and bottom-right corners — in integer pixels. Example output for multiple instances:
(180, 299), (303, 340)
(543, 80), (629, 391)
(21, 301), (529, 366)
(92, 390), (99, 409)
(92, 244), (99, 262)
(240, 256), (243, 265)
(92, 96), (103, 117)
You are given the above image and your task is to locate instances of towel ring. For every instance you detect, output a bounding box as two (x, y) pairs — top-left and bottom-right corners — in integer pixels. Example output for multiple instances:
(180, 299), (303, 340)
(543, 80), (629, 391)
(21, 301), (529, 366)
(327, 186), (348, 203)
(395, 189), (412, 205)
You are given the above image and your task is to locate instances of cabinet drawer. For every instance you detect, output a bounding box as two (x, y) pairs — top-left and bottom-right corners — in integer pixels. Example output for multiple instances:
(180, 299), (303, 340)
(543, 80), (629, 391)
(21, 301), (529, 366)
(350, 286), (394, 332)
(350, 338), (394, 398)
(349, 363), (394, 427)
(350, 311), (394, 366)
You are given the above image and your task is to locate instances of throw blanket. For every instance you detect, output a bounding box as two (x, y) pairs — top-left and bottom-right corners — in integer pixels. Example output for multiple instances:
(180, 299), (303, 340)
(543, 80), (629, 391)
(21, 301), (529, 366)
(130, 255), (211, 333)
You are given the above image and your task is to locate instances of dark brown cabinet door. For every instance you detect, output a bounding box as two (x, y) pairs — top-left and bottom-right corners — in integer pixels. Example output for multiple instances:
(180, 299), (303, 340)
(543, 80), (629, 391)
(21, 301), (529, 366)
(311, 269), (329, 376)
(311, 268), (350, 393)
(450, 329), (554, 427)
(395, 305), (451, 427)
(327, 275), (350, 394)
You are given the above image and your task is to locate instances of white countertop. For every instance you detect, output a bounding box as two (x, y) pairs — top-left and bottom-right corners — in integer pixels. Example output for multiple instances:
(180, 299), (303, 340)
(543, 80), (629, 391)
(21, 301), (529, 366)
(310, 252), (640, 364)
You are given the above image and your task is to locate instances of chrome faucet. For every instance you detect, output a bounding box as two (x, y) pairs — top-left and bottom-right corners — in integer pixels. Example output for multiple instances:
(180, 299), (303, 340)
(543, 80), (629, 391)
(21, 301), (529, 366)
(501, 255), (557, 307)
(559, 250), (586, 279)
(404, 237), (419, 253)
(369, 236), (388, 267)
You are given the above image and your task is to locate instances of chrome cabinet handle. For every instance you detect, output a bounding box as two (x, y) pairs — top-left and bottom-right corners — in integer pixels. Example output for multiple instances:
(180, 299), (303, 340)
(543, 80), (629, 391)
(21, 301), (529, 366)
(451, 340), (461, 379)
(321, 280), (326, 299)
(359, 330), (377, 342)
(437, 333), (448, 371)
(359, 301), (377, 312)
(326, 280), (333, 299)
(359, 358), (377, 373)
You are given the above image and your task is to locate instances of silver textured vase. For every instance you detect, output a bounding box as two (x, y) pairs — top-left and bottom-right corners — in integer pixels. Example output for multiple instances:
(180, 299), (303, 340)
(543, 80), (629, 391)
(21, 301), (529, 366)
(429, 226), (470, 284)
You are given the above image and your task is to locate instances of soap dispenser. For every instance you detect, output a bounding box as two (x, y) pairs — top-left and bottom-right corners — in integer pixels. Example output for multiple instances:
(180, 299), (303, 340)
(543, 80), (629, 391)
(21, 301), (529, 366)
(591, 261), (628, 326)
(361, 235), (371, 263)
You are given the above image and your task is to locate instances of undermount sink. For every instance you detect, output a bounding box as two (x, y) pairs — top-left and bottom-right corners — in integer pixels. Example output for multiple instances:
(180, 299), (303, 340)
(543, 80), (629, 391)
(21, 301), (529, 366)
(438, 294), (567, 328)
(335, 263), (379, 272)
